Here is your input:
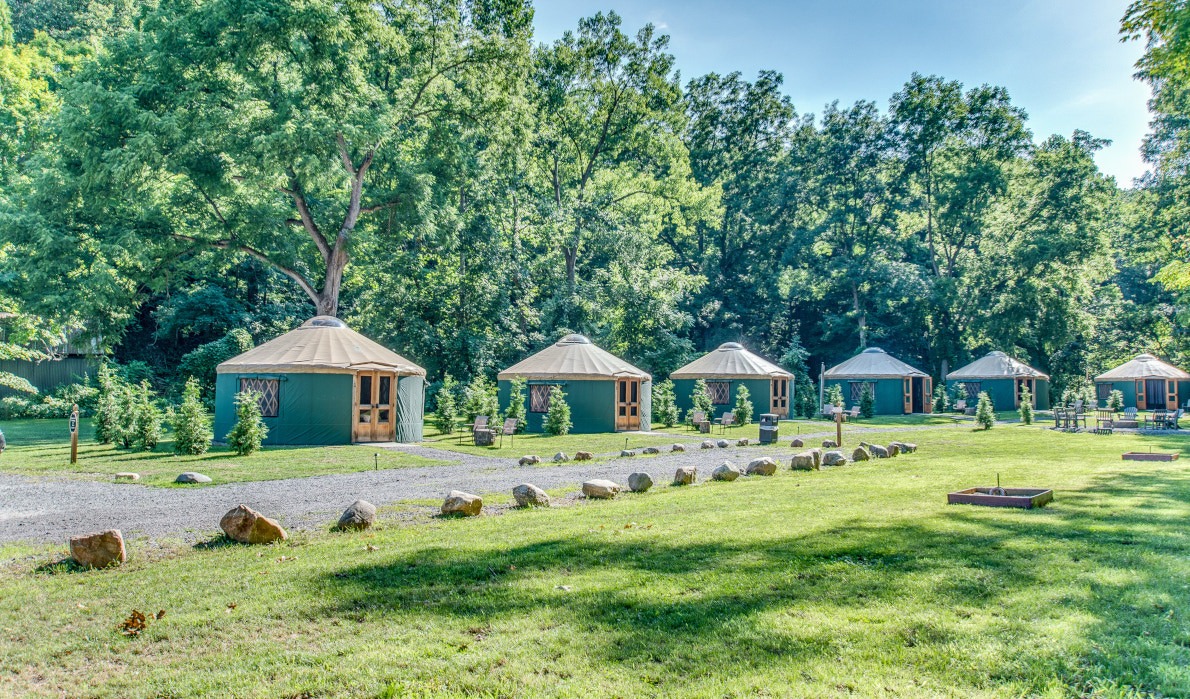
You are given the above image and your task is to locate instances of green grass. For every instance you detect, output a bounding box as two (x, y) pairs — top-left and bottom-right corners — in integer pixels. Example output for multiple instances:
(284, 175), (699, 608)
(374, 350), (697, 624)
(1, 424), (1188, 697)
(0, 419), (448, 487)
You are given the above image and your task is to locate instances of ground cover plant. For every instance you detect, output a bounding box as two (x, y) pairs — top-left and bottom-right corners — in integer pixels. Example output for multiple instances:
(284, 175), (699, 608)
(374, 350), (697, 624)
(0, 420), (447, 487)
(1, 425), (1187, 697)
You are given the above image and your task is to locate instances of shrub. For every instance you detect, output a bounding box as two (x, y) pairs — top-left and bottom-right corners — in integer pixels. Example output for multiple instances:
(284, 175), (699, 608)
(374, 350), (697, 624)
(172, 378), (212, 455)
(932, 383), (949, 413)
(796, 376), (817, 419)
(227, 390), (268, 456)
(1108, 389), (1124, 412)
(733, 384), (753, 425)
(504, 377), (528, 433)
(859, 383), (875, 419)
(1018, 387), (1034, 425)
(690, 379), (713, 418)
(826, 384), (844, 410)
(652, 380), (680, 428)
(433, 375), (460, 434)
(179, 329), (254, 394)
(112, 382), (139, 449)
(462, 374), (499, 424)
(132, 381), (163, 451)
(543, 386), (572, 436)
(975, 391), (995, 430)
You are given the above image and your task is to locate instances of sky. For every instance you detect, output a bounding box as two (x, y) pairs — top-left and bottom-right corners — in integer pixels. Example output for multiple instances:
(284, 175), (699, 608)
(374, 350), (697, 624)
(532, 0), (1153, 187)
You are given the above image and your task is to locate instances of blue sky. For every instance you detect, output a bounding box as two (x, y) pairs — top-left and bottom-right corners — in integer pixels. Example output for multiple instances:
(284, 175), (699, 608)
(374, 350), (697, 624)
(533, 0), (1152, 186)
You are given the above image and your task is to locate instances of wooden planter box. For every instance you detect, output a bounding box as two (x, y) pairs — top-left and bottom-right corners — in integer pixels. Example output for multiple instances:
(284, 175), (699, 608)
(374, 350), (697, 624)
(1114, 420), (1139, 428)
(948, 487), (1053, 509)
(1121, 452), (1179, 462)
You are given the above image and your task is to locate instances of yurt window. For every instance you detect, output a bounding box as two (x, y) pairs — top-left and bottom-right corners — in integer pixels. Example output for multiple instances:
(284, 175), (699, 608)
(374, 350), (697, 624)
(1096, 383), (1111, 401)
(239, 378), (280, 418)
(849, 382), (876, 403)
(706, 381), (731, 405)
(530, 384), (555, 413)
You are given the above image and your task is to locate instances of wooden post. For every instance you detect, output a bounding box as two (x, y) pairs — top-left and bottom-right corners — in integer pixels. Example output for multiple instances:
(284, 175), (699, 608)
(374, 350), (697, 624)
(835, 408), (843, 447)
(69, 403), (79, 465)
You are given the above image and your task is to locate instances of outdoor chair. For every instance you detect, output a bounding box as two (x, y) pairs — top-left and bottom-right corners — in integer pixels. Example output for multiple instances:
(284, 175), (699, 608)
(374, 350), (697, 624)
(1123, 407), (1138, 420)
(1093, 409), (1114, 435)
(848, 406), (860, 419)
(716, 411), (735, 433)
(1168, 409), (1183, 430)
(822, 404), (837, 419)
(954, 399), (967, 413)
(498, 418), (518, 447)
(689, 410), (707, 432)
(461, 415), (489, 444)
(1145, 409), (1169, 430)
(1053, 407), (1066, 429)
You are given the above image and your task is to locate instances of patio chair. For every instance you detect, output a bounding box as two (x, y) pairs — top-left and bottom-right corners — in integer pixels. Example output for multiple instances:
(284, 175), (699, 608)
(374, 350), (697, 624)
(1123, 407), (1138, 420)
(822, 404), (837, 419)
(1053, 407), (1066, 429)
(689, 409), (707, 432)
(498, 418), (518, 447)
(954, 399), (967, 413)
(848, 406), (860, 419)
(1093, 409), (1114, 435)
(1168, 408), (1183, 430)
(1145, 409), (1169, 430)
(715, 411), (735, 433)
(461, 414), (489, 444)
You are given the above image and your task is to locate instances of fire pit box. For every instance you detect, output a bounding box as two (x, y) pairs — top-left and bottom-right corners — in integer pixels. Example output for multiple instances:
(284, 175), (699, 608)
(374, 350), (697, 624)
(947, 487), (1053, 509)
(1121, 452), (1179, 462)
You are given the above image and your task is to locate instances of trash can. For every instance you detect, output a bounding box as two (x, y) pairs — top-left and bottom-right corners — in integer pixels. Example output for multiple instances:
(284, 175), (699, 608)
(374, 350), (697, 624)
(759, 413), (779, 444)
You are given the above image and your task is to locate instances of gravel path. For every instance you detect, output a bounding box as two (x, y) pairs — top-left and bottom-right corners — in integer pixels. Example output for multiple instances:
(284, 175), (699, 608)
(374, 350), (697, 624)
(0, 425), (936, 545)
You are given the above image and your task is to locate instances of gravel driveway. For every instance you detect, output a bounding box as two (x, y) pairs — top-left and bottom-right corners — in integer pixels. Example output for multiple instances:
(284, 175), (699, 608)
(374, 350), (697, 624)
(0, 425), (932, 545)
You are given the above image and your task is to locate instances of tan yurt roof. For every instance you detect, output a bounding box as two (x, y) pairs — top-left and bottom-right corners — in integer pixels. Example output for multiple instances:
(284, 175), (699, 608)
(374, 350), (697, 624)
(1094, 353), (1190, 381)
(216, 316), (425, 376)
(670, 342), (792, 380)
(947, 351), (1049, 381)
(497, 334), (650, 381)
(825, 347), (927, 379)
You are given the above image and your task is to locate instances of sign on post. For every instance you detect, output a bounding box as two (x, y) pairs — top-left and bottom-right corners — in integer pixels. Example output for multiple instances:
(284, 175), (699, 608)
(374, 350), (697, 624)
(69, 403), (79, 465)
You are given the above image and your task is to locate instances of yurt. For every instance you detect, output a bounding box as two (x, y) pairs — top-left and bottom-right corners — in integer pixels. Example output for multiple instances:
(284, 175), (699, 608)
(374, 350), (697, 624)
(824, 347), (931, 415)
(670, 343), (794, 419)
(497, 334), (651, 433)
(214, 317), (426, 445)
(946, 351), (1050, 410)
(1094, 353), (1190, 410)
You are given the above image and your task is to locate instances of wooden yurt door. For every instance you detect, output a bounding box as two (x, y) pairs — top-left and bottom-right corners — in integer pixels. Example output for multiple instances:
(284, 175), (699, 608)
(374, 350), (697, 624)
(902, 378), (912, 414)
(771, 378), (789, 417)
(616, 379), (641, 431)
(353, 371), (396, 443)
(1135, 380), (1146, 410)
(1167, 379), (1178, 410)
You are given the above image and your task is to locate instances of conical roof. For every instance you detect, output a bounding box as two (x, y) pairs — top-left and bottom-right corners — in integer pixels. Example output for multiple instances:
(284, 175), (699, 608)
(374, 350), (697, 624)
(670, 343), (792, 380)
(216, 316), (425, 376)
(825, 347), (927, 379)
(498, 334), (650, 381)
(947, 351), (1048, 380)
(1094, 353), (1190, 381)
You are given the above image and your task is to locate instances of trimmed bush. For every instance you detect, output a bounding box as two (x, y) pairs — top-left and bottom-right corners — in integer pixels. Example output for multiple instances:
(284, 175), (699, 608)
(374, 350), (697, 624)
(932, 383), (949, 413)
(652, 380), (680, 428)
(132, 381), (163, 451)
(543, 386), (572, 436)
(690, 379), (713, 418)
(227, 390), (268, 456)
(859, 383), (875, 419)
(504, 377), (528, 433)
(733, 384), (753, 425)
(1018, 387), (1034, 425)
(173, 378), (213, 455)
(975, 391), (995, 430)
(433, 374), (460, 434)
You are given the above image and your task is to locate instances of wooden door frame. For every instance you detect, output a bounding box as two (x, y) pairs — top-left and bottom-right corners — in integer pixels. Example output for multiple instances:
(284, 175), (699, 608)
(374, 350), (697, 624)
(1167, 379), (1178, 410)
(770, 377), (789, 417)
(615, 378), (641, 431)
(902, 378), (912, 414)
(352, 370), (397, 443)
(1136, 379), (1146, 410)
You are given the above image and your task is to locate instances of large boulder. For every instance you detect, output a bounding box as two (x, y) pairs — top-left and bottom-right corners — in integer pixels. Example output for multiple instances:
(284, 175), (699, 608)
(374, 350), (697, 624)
(700, 440), (716, 450)
(821, 440), (837, 449)
(627, 472), (653, 493)
(868, 444), (890, 459)
(336, 500), (376, 531)
(512, 483), (550, 508)
(790, 438), (804, 448)
(716, 439), (730, 448)
(887, 443), (900, 457)
(175, 472), (211, 484)
(583, 479), (621, 499)
(822, 451), (847, 467)
(890, 441), (917, 453)
(642, 446), (661, 455)
(852, 446), (871, 462)
(671, 443), (686, 453)
(746, 457), (778, 476)
(712, 462), (741, 481)
(672, 467), (697, 486)
(442, 490), (483, 516)
(790, 452), (818, 471)
(736, 438), (750, 447)
(552, 452), (569, 463)
(220, 505), (288, 544)
(575, 451), (593, 461)
(518, 455), (541, 466)
(69, 529), (126, 569)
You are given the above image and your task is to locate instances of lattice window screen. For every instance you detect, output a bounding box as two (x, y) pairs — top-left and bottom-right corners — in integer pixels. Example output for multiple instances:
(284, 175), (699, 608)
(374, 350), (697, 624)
(239, 378), (280, 417)
(707, 381), (731, 406)
(530, 384), (553, 413)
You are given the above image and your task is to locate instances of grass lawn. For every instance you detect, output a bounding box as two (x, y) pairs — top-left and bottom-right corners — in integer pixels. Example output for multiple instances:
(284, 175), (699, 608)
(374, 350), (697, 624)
(0, 419), (448, 487)
(2, 425), (1188, 697)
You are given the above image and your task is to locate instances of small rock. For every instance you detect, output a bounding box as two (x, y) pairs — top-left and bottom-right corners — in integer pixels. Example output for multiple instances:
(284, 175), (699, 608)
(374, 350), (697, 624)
(69, 529), (126, 569)
(442, 490), (483, 516)
(671, 443), (685, 452)
(175, 472), (212, 484)
(552, 452), (569, 463)
(716, 439), (730, 448)
(336, 500), (376, 531)
(893, 441), (917, 453)
(823, 450), (847, 467)
(582, 479), (621, 499)
(736, 438), (749, 447)
(790, 438), (804, 448)
(712, 462), (741, 481)
(627, 472), (653, 493)
(821, 440), (837, 449)
(114, 472), (139, 482)
(518, 455), (541, 466)
(672, 466), (697, 486)
(575, 451), (593, 461)
(620, 449), (636, 457)
(852, 446), (871, 462)
(220, 505), (288, 544)
(887, 444), (900, 457)
(746, 457), (778, 476)
(512, 483), (550, 508)
(642, 446), (661, 455)
(790, 451), (818, 471)
(869, 444), (889, 458)
(556, 585), (572, 591)
(700, 440), (716, 450)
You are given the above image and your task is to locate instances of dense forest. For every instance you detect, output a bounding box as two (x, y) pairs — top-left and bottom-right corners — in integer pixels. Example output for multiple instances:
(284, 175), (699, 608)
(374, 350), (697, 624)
(0, 0), (1187, 409)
